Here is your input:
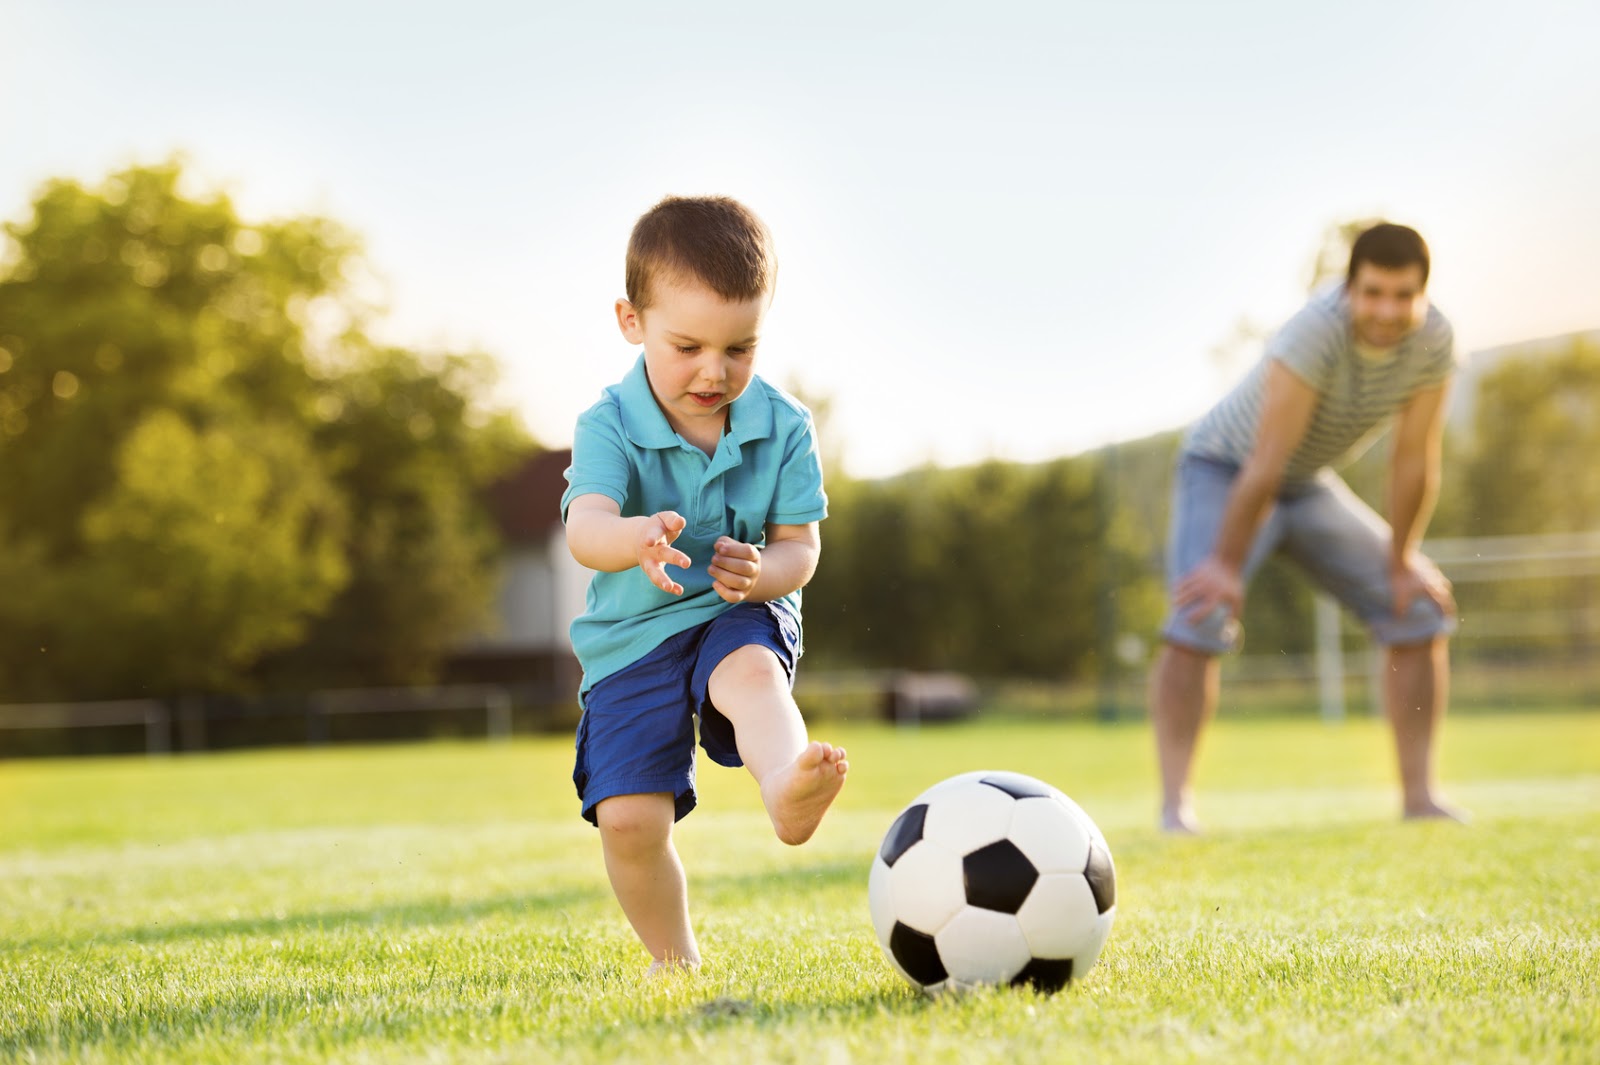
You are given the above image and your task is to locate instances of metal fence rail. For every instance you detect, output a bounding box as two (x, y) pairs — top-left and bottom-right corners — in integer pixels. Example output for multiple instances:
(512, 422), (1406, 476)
(0, 699), (171, 754)
(0, 685), (524, 756)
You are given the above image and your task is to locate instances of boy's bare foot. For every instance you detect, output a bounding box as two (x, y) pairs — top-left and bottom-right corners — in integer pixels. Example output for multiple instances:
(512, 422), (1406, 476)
(1403, 799), (1471, 824)
(646, 955), (700, 978)
(760, 741), (848, 845)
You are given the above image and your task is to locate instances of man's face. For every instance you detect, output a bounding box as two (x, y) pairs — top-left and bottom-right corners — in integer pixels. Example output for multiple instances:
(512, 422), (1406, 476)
(616, 275), (768, 441)
(1347, 262), (1428, 350)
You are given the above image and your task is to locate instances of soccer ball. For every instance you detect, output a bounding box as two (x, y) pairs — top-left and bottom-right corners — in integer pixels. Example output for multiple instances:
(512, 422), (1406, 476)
(867, 770), (1116, 994)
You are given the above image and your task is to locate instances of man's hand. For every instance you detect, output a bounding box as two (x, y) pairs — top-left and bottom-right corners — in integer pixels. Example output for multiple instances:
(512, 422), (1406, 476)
(1391, 554), (1455, 618)
(708, 537), (761, 603)
(1173, 555), (1245, 625)
(637, 511), (691, 596)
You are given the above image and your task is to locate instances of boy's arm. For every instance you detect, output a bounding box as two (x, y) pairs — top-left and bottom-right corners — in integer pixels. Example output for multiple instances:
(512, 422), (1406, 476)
(708, 522), (820, 605)
(565, 493), (693, 597)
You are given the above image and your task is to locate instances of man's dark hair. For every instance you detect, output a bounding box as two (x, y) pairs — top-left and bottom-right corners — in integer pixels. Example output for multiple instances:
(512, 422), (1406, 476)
(1347, 223), (1430, 286)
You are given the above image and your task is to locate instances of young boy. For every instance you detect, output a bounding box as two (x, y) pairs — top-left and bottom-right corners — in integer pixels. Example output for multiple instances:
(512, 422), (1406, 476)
(561, 195), (848, 973)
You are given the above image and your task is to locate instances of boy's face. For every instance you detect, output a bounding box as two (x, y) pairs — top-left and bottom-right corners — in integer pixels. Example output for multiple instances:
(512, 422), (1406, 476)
(616, 275), (769, 440)
(1347, 262), (1428, 350)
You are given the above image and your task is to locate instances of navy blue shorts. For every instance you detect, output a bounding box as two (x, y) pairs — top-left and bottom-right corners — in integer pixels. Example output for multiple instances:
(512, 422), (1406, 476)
(572, 601), (802, 826)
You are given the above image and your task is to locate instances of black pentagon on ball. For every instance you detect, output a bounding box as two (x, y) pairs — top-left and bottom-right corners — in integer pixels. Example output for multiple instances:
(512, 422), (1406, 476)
(1085, 839), (1116, 914)
(879, 803), (928, 866)
(963, 839), (1038, 913)
(978, 771), (1054, 800)
(889, 922), (947, 986)
(1011, 956), (1074, 994)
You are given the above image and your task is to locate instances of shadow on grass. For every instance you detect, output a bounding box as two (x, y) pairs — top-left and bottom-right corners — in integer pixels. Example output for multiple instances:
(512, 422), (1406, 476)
(4, 859), (871, 954)
(4, 858), (916, 1059)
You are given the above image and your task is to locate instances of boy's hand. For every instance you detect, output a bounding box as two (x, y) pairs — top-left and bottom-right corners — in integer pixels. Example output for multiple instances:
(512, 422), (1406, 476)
(638, 511), (692, 596)
(709, 537), (761, 603)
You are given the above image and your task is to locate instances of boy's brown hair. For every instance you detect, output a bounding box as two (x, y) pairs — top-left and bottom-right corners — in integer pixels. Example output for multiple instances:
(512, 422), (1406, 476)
(625, 196), (777, 312)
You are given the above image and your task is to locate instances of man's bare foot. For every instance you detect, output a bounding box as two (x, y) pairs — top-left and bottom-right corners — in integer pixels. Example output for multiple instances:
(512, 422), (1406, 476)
(760, 741), (848, 845)
(1161, 807), (1201, 835)
(1403, 799), (1471, 824)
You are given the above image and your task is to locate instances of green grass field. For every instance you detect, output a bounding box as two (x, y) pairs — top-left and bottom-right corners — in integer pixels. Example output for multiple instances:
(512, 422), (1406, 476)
(3, 712), (1598, 1064)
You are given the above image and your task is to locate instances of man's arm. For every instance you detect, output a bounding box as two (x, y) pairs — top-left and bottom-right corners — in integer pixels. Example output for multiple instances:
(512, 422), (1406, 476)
(1174, 361), (1318, 621)
(1386, 382), (1455, 616)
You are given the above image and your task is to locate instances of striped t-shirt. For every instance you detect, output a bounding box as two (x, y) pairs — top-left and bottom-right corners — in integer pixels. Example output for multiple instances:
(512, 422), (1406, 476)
(1183, 283), (1456, 483)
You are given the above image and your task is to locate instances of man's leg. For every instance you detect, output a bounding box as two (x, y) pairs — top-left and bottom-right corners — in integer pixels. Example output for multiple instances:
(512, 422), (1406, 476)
(594, 792), (701, 971)
(1149, 641), (1221, 834)
(1384, 637), (1466, 820)
(1274, 474), (1465, 823)
(707, 645), (847, 845)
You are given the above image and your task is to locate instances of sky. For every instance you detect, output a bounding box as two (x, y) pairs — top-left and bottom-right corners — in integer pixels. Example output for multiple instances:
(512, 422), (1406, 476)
(3, 0), (1598, 477)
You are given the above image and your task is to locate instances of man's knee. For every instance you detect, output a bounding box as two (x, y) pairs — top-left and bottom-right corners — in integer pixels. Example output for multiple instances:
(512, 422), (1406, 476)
(1370, 598), (1457, 648)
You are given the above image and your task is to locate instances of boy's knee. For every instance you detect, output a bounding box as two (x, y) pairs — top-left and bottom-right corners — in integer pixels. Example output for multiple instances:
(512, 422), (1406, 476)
(595, 794), (674, 852)
(709, 644), (785, 692)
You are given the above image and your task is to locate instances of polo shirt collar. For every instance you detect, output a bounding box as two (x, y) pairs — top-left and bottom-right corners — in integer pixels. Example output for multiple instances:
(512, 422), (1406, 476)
(616, 353), (774, 450)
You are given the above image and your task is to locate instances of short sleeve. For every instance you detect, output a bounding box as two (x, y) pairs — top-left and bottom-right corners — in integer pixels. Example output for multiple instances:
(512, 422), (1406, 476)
(562, 406), (632, 520)
(1264, 299), (1341, 392)
(1413, 313), (1457, 391)
(769, 416), (829, 526)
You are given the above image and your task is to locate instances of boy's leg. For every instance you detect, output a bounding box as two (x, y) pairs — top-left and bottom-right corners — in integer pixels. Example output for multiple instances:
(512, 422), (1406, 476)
(706, 644), (847, 845)
(1149, 641), (1220, 834)
(1385, 637), (1465, 821)
(594, 792), (701, 969)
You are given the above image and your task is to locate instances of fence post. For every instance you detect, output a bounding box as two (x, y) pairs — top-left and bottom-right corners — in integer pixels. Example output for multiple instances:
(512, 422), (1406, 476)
(144, 702), (171, 756)
(486, 687), (512, 742)
(178, 695), (207, 752)
(1314, 592), (1346, 722)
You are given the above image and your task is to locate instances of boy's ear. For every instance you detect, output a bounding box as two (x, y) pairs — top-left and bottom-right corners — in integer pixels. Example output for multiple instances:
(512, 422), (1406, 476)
(615, 299), (645, 344)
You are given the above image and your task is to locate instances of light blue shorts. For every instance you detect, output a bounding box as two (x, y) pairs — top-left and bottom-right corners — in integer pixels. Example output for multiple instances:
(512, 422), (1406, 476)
(572, 600), (802, 826)
(1160, 454), (1457, 655)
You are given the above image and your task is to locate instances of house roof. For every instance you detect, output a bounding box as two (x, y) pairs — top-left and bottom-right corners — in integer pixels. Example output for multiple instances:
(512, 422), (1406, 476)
(484, 448), (571, 543)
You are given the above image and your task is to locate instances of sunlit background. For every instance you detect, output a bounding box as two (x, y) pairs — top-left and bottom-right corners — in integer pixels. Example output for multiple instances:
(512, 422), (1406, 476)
(2, 0), (1597, 745)
(6, 0), (1598, 476)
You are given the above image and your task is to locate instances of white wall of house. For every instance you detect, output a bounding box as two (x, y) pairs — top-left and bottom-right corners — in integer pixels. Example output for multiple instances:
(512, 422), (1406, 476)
(461, 533), (590, 653)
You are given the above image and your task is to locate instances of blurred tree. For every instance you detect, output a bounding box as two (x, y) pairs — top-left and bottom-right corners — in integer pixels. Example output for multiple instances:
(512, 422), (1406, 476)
(1305, 216), (1383, 291)
(258, 345), (528, 687)
(1462, 339), (1600, 536)
(804, 453), (1162, 680)
(0, 161), (530, 701)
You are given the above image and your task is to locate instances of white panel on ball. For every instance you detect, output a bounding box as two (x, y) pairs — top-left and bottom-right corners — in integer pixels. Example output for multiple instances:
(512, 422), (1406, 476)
(867, 858), (897, 946)
(1050, 788), (1106, 844)
(1007, 797), (1092, 874)
(888, 841), (967, 933)
(1069, 915), (1114, 978)
(920, 783), (1016, 854)
(912, 770), (989, 804)
(1014, 873), (1100, 958)
(935, 908), (1032, 988)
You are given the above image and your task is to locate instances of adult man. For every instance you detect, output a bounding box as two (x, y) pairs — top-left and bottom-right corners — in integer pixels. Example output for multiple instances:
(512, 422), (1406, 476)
(1150, 222), (1463, 833)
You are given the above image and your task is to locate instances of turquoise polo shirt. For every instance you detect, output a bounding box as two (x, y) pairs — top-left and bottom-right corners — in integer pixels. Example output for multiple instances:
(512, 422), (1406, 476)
(561, 354), (829, 694)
